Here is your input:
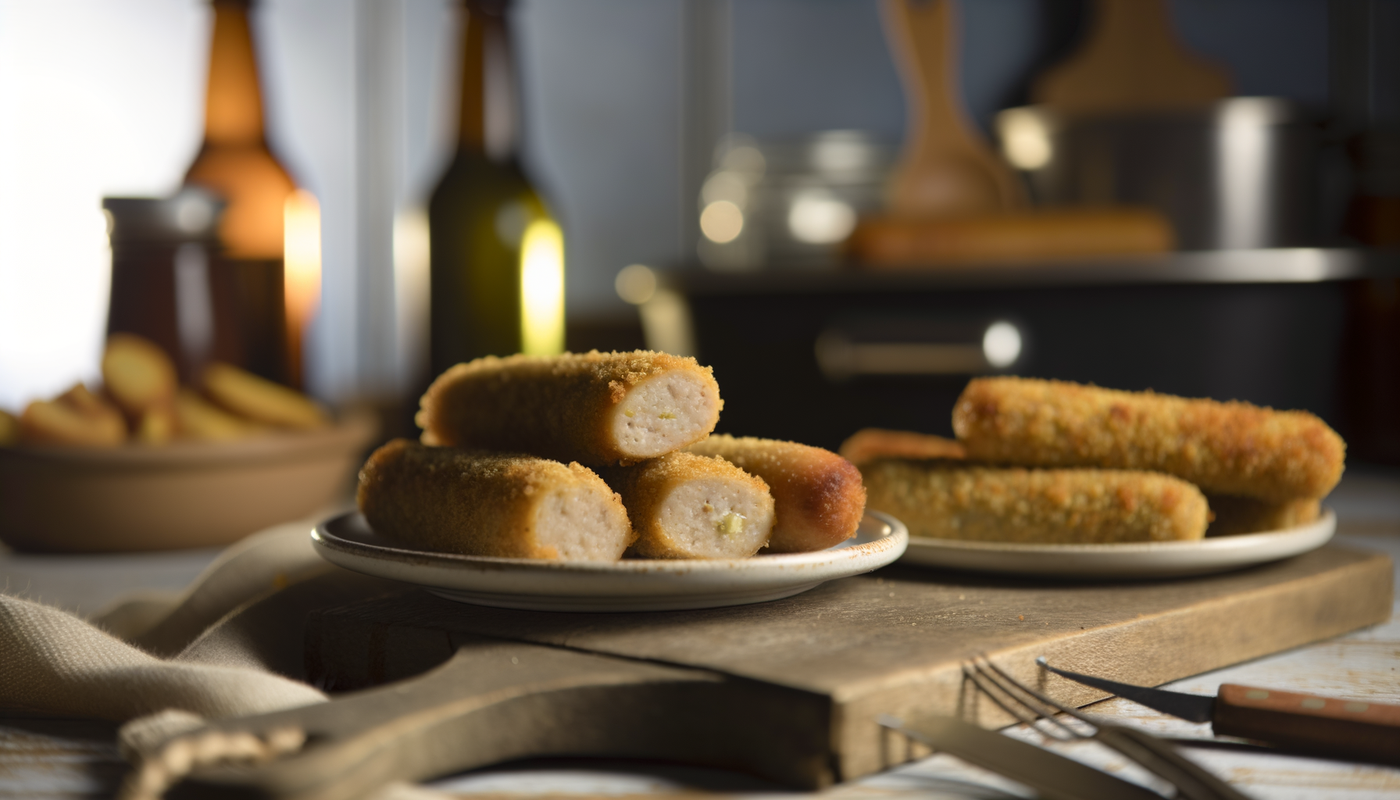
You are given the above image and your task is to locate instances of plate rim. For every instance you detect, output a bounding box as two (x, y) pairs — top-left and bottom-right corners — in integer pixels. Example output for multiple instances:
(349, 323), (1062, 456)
(895, 508), (1337, 578)
(311, 509), (910, 610)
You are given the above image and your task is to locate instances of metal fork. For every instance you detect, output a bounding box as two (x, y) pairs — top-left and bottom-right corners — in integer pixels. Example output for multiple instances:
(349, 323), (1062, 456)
(963, 656), (1254, 800)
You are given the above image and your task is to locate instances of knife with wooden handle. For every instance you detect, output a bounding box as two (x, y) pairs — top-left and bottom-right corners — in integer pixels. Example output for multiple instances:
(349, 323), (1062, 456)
(1039, 658), (1400, 765)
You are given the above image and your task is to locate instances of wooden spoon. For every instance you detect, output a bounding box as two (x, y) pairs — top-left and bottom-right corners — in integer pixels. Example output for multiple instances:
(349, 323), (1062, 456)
(880, 0), (1024, 216)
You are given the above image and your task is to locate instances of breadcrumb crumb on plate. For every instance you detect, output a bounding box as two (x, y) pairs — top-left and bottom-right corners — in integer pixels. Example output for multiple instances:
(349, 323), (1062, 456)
(311, 510), (907, 612)
(897, 509), (1335, 579)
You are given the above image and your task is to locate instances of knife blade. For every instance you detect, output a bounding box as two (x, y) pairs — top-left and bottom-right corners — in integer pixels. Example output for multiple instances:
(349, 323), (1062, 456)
(879, 713), (1166, 800)
(1037, 657), (1400, 765)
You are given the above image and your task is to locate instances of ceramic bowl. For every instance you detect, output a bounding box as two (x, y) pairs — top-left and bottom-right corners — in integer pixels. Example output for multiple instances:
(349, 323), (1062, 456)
(0, 412), (377, 553)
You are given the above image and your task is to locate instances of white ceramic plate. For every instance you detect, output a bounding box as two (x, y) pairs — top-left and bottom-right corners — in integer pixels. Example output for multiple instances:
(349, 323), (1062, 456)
(896, 509), (1336, 579)
(312, 510), (908, 612)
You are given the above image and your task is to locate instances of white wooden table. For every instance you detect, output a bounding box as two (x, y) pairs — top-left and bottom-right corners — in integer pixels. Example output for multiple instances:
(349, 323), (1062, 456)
(2, 471), (1396, 799)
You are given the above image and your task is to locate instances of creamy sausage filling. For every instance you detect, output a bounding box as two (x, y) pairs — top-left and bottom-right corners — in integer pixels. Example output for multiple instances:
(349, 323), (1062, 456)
(532, 485), (633, 561)
(611, 372), (721, 459)
(653, 478), (774, 558)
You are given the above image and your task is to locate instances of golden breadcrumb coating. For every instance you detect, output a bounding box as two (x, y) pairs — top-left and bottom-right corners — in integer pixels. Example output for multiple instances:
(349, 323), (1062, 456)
(358, 439), (635, 560)
(599, 452), (774, 559)
(953, 377), (1345, 503)
(687, 434), (867, 553)
(1205, 494), (1322, 537)
(418, 350), (722, 466)
(861, 459), (1208, 544)
(838, 428), (966, 465)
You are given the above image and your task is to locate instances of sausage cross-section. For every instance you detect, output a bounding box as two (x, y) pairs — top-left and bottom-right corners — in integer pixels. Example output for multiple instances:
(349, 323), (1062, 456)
(358, 439), (635, 560)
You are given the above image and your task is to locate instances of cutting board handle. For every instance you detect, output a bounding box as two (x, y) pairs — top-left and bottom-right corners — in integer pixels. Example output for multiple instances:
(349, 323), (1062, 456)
(1214, 684), (1400, 766)
(167, 639), (831, 798)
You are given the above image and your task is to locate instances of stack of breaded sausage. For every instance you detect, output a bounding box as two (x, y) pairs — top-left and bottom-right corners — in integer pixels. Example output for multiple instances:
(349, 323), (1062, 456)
(848, 377), (1345, 544)
(357, 351), (868, 561)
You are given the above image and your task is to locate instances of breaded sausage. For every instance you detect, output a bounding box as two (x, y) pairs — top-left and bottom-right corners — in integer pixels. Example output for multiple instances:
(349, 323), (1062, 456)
(418, 351), (723, 466)
(598, 452), (775, 559)
(861, 459), (1209, 543)
(838, 428), (966, 465)
(952, 377), (1345, 503)
(358, 439), (635, 561)
(686, 434), (866, 553)
(1205, 494), (1322, 537)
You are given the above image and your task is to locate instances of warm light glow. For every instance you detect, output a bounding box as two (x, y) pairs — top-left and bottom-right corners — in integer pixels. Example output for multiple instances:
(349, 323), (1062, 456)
(283, 189), (321, 387)
(701, 171), (748, 206)
(639, 289), (694, 357)
(520, 219), (565, 356)
(983, 321), (1022, 368)
(393, 207), (431, 388)
(615, 264), (657, 305)
(999, 108), (1053, 170)
(283, 189), (322, 328)
(700, 200), (744, 244)
(788, 192), (856, 244)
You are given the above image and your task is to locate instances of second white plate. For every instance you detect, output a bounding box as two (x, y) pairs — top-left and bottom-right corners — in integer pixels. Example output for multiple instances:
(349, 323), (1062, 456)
(313, 510), (908, 612)
(896, 509), (1336, 579)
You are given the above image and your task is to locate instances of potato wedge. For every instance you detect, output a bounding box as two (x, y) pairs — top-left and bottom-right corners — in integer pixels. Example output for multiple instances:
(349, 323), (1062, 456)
(102, 333), (177, 417)
(202, 362), (328, 430)
(174, 388), (264, 441)
(0, 408), (19, 446)
(20, 384), (127, 446)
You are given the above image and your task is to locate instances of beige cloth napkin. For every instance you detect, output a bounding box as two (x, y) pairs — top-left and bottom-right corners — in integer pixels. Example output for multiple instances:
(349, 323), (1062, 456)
(0, 521), (430, 799)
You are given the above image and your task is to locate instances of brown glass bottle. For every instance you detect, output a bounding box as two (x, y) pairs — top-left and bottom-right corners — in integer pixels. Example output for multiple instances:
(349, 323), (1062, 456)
(183, 0), (297, 384)
(428, 0), (563, 377)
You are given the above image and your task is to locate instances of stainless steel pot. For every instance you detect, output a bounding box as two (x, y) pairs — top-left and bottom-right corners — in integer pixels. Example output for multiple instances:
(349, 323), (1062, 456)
(996, 98), (1320, 249)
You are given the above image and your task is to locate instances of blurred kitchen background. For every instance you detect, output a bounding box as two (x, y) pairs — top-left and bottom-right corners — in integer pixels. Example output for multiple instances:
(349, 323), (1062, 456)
(2, 0), (1399, 457)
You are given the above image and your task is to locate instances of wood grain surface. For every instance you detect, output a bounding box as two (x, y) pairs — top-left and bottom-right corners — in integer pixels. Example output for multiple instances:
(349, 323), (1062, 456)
(306, 543), (1393, 785)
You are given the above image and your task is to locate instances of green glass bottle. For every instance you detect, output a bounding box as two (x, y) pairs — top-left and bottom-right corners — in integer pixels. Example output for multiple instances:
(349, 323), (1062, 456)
(429, 0), (563, 377)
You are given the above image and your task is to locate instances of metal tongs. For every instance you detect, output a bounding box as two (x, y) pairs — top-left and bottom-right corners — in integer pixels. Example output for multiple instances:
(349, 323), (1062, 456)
(960, 656), (1253, 800)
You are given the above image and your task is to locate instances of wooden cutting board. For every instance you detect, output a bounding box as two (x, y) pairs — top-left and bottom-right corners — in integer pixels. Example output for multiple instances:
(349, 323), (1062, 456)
(173, 544), (1392, 799)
